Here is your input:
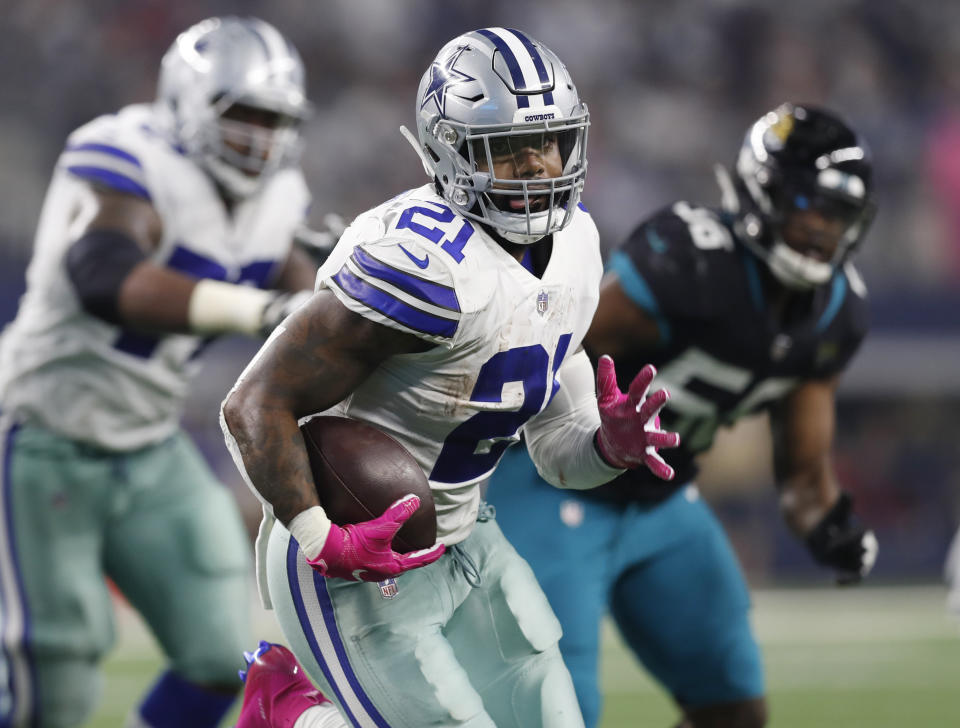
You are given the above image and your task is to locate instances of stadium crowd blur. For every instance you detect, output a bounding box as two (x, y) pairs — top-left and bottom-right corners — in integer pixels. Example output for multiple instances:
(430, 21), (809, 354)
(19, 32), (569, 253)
(2, 0), (958, 583)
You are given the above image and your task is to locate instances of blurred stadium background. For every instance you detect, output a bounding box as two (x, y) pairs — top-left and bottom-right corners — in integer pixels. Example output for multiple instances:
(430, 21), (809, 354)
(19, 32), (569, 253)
(1, 0), (958, 725)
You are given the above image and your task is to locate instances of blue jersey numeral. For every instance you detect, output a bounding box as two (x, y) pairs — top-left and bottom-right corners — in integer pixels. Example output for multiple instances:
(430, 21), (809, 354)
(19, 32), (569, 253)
(396, 202), (474, 263)
(430, 335), (572, 483)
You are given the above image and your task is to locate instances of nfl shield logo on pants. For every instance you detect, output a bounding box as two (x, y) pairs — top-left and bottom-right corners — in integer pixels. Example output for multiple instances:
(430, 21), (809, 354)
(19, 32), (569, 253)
(378, 578), (399, 599)
(536, 290), (549, 316)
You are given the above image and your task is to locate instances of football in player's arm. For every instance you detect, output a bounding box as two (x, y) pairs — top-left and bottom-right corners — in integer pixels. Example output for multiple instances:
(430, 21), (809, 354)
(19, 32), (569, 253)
(221, 28), (677, 728)
(489, 103), (878, 728)
(0, 17), (320, 728)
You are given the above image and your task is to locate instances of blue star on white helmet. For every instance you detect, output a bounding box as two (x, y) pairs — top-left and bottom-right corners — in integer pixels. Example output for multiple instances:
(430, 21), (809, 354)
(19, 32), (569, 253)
(419, 45), (477, 116)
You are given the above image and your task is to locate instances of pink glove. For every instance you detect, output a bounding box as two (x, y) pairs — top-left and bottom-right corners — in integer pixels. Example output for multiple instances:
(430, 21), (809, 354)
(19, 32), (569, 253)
(306, 495), (445, 582)
(595, 355), (680, 480)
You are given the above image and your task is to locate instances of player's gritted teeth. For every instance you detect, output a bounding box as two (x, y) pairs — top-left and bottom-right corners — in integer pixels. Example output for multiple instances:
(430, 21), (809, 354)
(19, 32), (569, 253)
(489, 178), (554, 213)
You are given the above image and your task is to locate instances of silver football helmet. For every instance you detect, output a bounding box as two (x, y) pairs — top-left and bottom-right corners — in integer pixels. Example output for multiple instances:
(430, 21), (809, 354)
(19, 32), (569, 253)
(407, 28), (589, 244)
(157, 16), (311, 198)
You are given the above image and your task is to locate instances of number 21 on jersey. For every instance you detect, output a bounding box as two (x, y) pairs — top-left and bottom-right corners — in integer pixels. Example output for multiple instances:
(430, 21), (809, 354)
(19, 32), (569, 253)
(431, 335), (572, 484)
(396, 201), (474, 263)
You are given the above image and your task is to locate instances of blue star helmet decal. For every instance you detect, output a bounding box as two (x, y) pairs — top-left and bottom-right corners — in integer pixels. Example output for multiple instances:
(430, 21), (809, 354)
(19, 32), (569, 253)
(419, 45), (477, 115)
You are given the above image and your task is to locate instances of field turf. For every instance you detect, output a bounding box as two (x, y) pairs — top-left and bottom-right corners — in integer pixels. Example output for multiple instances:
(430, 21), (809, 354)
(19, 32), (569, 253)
(87, 585), (959, 727)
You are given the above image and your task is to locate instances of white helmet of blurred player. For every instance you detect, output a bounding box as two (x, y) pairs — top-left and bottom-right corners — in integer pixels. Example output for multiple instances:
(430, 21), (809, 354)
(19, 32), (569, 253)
(157, 16), (311, 198)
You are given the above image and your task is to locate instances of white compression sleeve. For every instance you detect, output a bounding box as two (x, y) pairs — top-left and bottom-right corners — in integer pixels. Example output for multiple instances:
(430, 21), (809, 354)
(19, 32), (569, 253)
(523, 349), (624, 489)
(187, 278), (273, 335)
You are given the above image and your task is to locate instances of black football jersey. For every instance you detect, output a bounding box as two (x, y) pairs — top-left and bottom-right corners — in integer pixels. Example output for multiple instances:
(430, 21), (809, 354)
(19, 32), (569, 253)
(586, 202), (869, 504)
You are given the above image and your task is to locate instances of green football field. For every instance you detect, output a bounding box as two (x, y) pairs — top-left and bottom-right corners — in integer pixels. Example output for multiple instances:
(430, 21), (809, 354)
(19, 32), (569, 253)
(87, 585), (959, 727)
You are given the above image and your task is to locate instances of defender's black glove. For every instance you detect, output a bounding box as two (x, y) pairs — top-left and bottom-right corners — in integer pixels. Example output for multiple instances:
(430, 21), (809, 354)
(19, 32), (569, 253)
(805, 492), (878, 585)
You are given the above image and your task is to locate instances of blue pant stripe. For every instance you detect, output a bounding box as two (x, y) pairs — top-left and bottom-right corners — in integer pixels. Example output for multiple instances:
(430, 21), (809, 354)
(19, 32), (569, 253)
(311, 574), (391, 728)
(285, 538), (363, 728)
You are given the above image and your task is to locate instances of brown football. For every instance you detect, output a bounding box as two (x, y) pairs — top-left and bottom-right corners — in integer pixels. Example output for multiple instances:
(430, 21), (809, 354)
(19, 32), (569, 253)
(299, 415), (437, 553)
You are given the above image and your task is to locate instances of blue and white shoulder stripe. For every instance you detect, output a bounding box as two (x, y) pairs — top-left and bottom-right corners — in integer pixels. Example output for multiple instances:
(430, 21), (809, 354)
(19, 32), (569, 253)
(471, 27), (555, 108)
(59, 137), (151, 201)
(328, 240), (461, 342)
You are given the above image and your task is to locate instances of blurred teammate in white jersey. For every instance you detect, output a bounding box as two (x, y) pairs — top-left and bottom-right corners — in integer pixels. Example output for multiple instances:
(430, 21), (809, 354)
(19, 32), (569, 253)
(222, 27), (679, 728)
(0, 16), (318, 728)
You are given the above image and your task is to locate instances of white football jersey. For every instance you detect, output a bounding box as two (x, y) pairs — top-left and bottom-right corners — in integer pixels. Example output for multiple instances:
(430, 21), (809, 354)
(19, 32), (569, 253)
(316, 185), (603, 543)
(0, 103), (309, 451)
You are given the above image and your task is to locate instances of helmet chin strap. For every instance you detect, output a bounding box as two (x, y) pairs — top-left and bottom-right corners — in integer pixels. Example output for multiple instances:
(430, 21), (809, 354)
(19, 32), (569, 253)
(736, 224), (835, 291)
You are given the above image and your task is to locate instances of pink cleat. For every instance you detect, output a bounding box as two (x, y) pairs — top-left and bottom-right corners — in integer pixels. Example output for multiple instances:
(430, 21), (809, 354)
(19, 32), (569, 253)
(237, 641), (331, 728)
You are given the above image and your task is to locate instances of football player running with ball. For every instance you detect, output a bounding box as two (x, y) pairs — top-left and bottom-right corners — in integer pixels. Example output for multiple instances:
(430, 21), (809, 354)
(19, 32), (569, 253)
(0, 17), (318, 728)
(222, 28), (678, 728)
(489, 103), (879, 728)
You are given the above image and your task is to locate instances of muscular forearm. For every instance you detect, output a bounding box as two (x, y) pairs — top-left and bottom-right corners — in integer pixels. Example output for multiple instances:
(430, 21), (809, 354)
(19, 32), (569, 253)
(67, 227), (284, 336)
(116, 262), (199, 330)
(221, 387), (321, 526)
(778, 461), (840, 537)
(119, 263), (288, 336)
(221, 290), (431, 559)
(220, 292), (407, 524)
(781, 463), (877, 583)
(771, 377), (842, 538)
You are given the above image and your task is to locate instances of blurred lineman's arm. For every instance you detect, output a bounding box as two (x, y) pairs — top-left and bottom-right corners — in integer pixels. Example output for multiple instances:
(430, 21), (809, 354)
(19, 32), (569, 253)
(771, 377), (878, 584)
(65, 187), (314, 336)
